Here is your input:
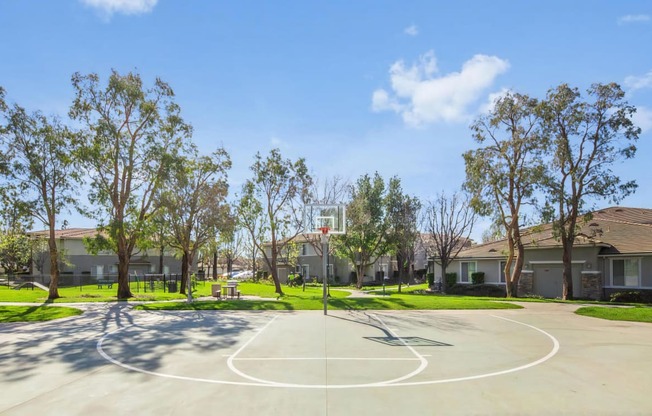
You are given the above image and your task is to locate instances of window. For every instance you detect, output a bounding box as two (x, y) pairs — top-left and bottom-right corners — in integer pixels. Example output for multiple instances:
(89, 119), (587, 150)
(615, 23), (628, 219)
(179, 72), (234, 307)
(460, 261), (476, 283)
(499, 261), (507, 283)
(301, 244), (307, 256)
(301, 264), (309, 278)
(96, 265), (104, 278)
(327, 264), (334, 279)
(612, 258), (640, 287)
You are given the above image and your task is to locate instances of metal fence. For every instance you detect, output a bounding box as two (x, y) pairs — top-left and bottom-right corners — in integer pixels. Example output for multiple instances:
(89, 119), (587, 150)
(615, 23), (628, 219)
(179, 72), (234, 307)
(0, 273), (206, 293)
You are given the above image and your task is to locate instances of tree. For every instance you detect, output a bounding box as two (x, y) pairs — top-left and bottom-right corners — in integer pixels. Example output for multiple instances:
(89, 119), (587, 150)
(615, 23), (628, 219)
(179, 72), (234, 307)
(385, 177), (421, 293)
(159, 149), (231, 296)
(238, 149), (312, 295)
(333, 173), (390, 289)
(302, 175), (350, 280)
(464, 92), (546, 297)
(422, 191), (475, 293)
(0, 191), (32, 275)
(538, 83), (639, 300)
(4, 105), (81, 300)
(70, 70), (192, 299)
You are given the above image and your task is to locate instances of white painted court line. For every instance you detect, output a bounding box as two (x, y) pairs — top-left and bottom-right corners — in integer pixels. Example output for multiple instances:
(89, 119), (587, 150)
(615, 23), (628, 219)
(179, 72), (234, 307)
(369, 313), (429, 385)
(232, 357), (421, 361)
(97, 313), (561, 389)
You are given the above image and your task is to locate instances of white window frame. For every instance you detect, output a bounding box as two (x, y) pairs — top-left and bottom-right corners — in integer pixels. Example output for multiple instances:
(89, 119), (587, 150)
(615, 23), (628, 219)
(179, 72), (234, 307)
(301, 244), (307, 256)
(499, 261), (507, 284)
(301, 264), (309, 278)
(460, 261), (477, 283)
(327, 264), (334, 279)
(610, 257), (641, 288)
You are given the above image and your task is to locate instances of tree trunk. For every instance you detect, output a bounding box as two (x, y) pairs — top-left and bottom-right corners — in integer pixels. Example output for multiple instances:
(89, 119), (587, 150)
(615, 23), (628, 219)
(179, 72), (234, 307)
(180, 251), (189, 295)
(356, 264), (364, 289)
(47, 228), (60, 300)
(561, 240), (574, 300)
(212, 250), (218, 279)
(440, 263), (447, 294)
(506, 280), (518, 297)
(116, 248), (133, 299)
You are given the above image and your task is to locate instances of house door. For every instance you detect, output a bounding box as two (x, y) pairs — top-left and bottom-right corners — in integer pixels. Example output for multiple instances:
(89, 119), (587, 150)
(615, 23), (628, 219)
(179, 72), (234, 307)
(533, 265), (582, 298)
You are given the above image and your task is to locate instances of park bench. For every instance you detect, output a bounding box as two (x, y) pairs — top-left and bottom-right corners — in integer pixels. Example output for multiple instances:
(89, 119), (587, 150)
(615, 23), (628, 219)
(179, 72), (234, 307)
(97, 279), (114, 289)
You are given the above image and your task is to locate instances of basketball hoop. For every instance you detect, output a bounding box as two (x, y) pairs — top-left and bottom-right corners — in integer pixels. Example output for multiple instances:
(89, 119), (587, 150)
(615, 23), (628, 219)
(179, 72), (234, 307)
(318, 226), (330, 235)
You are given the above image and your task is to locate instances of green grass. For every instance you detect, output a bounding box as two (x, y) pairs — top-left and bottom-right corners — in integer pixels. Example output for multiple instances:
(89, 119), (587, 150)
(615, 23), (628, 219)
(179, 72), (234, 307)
(135, 290), (523, 311)
(0, 305), (83, 322)
(0, 283), (187, 303)
(575, 306), (652, 323)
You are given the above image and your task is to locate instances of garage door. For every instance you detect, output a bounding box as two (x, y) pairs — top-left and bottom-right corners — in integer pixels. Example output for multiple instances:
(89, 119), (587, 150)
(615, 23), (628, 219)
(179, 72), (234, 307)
(533, 265), (581, 298)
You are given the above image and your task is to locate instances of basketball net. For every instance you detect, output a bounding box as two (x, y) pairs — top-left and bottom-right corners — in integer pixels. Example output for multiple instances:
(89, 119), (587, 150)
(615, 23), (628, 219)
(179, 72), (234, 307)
(318, 226), (330, 235)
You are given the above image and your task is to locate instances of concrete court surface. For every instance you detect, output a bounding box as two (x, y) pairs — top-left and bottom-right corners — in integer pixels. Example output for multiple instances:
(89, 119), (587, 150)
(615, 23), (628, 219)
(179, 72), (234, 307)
(0, 302), (650, 416)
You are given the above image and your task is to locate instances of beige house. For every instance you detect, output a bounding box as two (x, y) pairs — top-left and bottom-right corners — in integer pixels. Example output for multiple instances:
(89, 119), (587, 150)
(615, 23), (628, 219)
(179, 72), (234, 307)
(28, 228), (183, 281)
(430, 207), (652, 299)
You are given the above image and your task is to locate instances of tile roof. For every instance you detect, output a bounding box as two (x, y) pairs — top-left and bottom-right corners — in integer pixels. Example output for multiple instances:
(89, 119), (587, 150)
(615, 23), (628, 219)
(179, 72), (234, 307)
(27, 228), (102, 239)
(451, 206), (652, 259)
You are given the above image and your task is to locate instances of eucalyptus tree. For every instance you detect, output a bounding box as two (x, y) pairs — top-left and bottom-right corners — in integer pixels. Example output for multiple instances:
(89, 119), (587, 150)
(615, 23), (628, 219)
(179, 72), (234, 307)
(158, 149), (231, 295)
(422, 191), (475, 293)
(538, 83), (639, 300)
(463, 92), (546, 297)
(333, 173), (390, 289)
(70, 70), (192, 299)
(4, 105), (82, 299)
(385, 177), (421, 292)
(237, 149), (312, 296)
(0, 189), (33, 275)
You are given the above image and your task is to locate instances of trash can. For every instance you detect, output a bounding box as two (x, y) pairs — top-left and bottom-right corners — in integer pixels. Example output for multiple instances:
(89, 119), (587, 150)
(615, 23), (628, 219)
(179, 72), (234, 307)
(168, 281), (177, 292)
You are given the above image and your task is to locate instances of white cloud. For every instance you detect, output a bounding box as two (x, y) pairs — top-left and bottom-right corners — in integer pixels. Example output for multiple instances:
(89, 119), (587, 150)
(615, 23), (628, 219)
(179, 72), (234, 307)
(80, 0), (158, 17)
(624, 70), (652, 92)
(618, 14), (650, 25)
(372, 50), (510, 126)
(270, 136), (290, 148)
(404, 25), (419, 36)
(479, 88), (512, 114)
(632, 106), (652, 133)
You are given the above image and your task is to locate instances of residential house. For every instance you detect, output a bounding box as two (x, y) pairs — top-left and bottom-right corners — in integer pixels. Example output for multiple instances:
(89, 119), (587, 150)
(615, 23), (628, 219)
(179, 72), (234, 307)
(27, 228), (184, 282)
(430, 207), (652, 299)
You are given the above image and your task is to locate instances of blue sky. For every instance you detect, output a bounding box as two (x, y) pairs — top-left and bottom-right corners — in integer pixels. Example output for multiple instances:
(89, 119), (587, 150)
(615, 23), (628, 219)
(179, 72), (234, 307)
(1, 1), (651, 236)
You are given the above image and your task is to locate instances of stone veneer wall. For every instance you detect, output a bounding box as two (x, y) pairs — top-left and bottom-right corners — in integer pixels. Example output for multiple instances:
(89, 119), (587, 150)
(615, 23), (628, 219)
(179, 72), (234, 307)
(518, 271), (533, 296)
(581, 272), (602, 300)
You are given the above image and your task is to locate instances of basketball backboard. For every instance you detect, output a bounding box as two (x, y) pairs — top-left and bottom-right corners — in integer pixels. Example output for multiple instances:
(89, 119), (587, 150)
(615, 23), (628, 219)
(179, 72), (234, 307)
(303, 204), (346, 235)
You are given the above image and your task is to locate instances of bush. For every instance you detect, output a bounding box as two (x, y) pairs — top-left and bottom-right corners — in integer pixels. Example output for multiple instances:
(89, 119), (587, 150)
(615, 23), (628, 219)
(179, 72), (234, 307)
(445, 272), (457, 288)
(447, 283), (506, 297)
(287, 273), (303, 287)
(610, 291), (652, 304)
(426, 273), (435, 287)
(471, 272), (485, 285)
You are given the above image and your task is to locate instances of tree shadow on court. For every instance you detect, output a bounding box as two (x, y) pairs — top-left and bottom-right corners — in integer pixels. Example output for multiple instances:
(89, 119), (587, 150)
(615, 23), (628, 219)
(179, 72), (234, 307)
(0, 305), (271, 384)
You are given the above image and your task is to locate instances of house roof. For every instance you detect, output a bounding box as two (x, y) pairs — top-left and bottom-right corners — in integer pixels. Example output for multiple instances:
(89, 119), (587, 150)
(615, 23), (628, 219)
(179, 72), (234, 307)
(448, 207), (652, 259)
(27, 228), (101, 239)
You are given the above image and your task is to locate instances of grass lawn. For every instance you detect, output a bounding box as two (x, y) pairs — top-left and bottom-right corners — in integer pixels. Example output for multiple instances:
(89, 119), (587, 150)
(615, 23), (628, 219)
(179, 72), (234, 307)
(0, 283), (187, 303)
(0, 305), (83, 323)
(575, 306), (652, 323)
(135, 287), (523, 311)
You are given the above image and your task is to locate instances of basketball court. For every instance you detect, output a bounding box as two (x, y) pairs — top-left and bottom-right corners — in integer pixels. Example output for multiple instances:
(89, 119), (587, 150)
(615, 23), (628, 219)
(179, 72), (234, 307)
(2, 303), (651, 415)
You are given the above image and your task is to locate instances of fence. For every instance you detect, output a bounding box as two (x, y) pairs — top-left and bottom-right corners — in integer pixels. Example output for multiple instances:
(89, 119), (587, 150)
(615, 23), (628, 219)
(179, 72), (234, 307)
(0, 273), (206, 293)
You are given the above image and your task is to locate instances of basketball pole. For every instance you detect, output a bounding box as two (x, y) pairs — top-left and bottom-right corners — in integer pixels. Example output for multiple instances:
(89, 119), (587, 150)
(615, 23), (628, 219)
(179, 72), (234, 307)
(321, 230), (328, 315)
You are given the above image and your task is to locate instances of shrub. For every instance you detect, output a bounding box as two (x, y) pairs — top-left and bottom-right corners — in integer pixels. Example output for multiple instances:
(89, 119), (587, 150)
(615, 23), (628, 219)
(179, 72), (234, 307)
(471, 272), (485, 285)
(610, 291), (652, 304)
(445, 272), (457, 288)
(426, 273), (435, 287)
(287, 273), (304, 287)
